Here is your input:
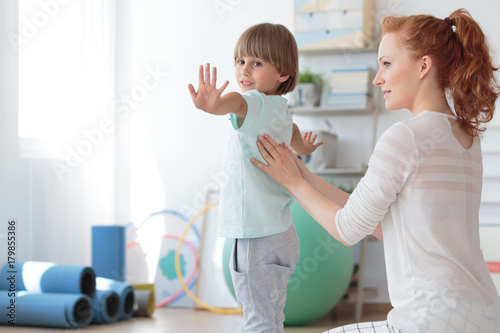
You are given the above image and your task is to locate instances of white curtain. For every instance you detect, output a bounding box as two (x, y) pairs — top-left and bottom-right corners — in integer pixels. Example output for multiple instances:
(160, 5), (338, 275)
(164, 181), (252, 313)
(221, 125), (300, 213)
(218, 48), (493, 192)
(16, 0), (116, 265)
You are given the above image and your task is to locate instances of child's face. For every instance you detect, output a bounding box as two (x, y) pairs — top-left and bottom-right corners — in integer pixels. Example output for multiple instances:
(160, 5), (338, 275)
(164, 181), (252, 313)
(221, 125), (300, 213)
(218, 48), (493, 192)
(234, 56), (288, 95)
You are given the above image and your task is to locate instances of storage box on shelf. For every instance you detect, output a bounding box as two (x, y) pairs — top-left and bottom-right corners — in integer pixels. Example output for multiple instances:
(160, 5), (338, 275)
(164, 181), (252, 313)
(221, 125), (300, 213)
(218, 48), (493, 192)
(294, 0), (375, 53)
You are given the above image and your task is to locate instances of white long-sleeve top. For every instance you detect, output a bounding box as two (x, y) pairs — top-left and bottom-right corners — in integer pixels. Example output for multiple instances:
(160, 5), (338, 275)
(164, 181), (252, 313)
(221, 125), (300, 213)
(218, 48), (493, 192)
(336, 111), (500, 332)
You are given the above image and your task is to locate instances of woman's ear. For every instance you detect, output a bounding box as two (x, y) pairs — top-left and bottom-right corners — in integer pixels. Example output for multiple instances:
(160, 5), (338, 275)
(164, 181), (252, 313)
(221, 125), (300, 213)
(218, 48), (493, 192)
(279, 74), (290, 83)
(419, 55), (432, 79)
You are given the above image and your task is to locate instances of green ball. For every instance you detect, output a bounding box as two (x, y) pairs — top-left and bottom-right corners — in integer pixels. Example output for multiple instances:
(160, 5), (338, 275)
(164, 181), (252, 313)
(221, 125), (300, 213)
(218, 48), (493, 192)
(222, 201), (353, 326)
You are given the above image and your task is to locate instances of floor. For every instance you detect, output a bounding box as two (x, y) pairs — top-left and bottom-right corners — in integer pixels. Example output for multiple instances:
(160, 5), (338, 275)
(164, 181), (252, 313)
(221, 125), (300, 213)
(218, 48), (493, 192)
(6, 305), (390, 333)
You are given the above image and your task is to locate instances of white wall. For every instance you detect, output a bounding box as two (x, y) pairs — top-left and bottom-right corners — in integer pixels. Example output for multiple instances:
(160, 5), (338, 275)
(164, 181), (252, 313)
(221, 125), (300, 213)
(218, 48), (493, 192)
(0, 0), (31, 262)
(1, 0), (499, 305)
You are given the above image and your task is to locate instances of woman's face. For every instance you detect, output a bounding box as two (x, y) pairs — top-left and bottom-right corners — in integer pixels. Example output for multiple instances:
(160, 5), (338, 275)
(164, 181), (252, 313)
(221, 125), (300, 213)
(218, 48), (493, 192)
(373, 32), (422, 111)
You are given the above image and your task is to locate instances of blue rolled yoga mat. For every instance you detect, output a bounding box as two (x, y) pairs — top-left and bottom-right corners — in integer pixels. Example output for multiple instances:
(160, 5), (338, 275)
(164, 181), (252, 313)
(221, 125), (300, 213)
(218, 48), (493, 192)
(0, 291), (92, 328)
(0, 262), (96, 298)
(96, 277), (135, 320)
(92, 289), (120, 324)
(92, 225), (126, 281)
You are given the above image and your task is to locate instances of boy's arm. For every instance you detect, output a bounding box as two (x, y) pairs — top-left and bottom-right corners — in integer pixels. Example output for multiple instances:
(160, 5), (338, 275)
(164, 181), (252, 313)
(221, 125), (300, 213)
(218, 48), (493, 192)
(218, 92), (248, 118)
(289, 123), (323, 155)
(188, 63), (247, 117)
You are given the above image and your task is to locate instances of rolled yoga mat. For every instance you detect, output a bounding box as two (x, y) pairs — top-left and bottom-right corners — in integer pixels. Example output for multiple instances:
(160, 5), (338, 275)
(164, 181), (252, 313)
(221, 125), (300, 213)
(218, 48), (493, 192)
(96, 277), (134, 320)
(0, 262), (96, 298)
(132, 284), (155, 317)
(92, 225), (126, 281)
(92, 289), (120, 324)
(0, 291), (92, 329)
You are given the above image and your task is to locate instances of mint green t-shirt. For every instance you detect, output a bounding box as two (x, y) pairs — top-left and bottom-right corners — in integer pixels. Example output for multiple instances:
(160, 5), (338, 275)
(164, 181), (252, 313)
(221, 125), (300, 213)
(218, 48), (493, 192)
(217, 90), (294, 238)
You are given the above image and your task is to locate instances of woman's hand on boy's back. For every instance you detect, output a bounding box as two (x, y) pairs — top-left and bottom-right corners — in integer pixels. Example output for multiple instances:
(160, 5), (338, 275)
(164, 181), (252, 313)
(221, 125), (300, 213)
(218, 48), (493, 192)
(251, 135), (304, 193)
(188, 63), (229, 114)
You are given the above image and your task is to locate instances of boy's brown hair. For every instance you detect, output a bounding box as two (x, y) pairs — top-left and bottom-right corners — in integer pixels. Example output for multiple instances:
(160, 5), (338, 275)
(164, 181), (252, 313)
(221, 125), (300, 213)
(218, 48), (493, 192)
(234, 23), (298, 96)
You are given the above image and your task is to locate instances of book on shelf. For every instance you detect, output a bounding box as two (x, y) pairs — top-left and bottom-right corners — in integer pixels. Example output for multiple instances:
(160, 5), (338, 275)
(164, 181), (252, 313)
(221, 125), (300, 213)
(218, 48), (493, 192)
(322, 66), (372, 108)
(330, 78), (372, 86)
(323, 93), (370, 109)
(329, 86), (371, 94)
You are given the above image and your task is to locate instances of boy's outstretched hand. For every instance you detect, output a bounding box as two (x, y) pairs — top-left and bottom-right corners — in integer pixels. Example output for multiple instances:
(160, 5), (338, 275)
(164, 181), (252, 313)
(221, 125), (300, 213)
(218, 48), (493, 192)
(299, 131), (323, 155)
(188, 63), (229, 114)
(290, 124), (324, 156)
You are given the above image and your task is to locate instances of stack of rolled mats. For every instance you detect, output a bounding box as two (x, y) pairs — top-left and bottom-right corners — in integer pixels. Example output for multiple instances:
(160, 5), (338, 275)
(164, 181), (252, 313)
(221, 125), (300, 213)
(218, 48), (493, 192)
(0, 261), (136, 329)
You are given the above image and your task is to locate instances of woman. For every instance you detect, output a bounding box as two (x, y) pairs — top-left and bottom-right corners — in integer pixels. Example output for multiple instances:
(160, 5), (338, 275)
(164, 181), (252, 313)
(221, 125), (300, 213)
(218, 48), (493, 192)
(251, 8), (500, 333)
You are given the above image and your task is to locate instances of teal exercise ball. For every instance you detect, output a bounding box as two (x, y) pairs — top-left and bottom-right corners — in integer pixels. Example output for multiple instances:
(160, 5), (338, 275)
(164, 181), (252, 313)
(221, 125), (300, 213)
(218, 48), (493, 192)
(222, 201), (353, 326)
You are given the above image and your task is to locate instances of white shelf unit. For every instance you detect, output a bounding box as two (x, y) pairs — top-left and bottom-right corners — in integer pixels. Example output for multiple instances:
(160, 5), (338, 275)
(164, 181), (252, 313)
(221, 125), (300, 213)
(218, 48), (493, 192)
(293, 0), (380, 315)
(290, 105), (374, 116)
(291, 89), (380, 320)
(309, 165), (368, 176)
(290, 90), (380, 176)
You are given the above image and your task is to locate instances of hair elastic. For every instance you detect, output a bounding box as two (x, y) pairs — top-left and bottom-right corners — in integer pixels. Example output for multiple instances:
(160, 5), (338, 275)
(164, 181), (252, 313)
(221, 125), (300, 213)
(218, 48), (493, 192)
(444, 17), (456, 32)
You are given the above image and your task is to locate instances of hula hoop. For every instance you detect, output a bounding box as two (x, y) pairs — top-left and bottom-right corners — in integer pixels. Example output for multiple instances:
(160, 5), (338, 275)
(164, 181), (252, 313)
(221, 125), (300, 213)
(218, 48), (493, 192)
(175, 200), (243, 314)
(133, 209), (201, 240)
(126, 234), (198, 307)
(126, 209), (201, 304)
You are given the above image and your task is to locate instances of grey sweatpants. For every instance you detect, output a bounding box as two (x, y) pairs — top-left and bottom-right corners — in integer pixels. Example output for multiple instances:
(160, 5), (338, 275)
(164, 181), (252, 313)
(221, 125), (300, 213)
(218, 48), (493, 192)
(229, 224), (300, 333)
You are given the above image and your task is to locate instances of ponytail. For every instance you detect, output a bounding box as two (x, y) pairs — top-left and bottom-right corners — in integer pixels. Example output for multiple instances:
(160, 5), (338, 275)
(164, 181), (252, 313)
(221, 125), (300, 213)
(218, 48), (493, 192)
(447, 9), (499, 136)
(382, 8), (500, 136)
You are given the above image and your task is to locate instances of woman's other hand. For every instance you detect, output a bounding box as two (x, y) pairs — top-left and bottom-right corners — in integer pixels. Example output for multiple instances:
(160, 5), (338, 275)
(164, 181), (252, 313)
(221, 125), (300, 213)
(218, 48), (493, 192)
(251, 135), (304, 193)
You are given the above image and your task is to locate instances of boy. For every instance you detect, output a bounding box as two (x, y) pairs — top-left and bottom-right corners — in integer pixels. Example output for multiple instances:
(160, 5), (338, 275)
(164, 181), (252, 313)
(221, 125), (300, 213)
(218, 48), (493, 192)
(188, 23), (322, 332)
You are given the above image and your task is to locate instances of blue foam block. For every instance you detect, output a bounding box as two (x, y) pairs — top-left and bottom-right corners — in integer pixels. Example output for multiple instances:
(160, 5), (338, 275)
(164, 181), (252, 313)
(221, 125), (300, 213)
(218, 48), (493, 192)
(0, 262), (96, 298)
(0, 291), (92, 328)
(92, 225), (126, 281)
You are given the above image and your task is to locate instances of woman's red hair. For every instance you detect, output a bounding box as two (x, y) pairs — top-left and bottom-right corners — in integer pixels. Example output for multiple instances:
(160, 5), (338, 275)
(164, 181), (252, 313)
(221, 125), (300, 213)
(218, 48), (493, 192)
(382, 8), (499, 136)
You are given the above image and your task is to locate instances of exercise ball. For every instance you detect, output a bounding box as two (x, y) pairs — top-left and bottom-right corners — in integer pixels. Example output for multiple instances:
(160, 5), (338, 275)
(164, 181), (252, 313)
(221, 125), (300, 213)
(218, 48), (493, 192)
(222, 201), (353, 326)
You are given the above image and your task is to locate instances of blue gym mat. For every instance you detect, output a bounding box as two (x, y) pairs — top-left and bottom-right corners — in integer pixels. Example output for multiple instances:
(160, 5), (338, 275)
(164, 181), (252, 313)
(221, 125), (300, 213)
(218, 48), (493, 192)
(96, 277), (135, 320)
(0, 262), (96, 297)
(0, 291), (93, 328)
(92, 289), (120, 324)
